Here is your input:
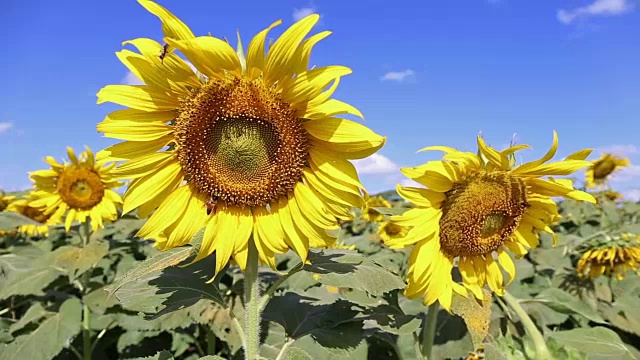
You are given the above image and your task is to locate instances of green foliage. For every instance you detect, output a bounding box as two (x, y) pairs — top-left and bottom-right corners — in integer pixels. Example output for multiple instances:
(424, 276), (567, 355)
(1, 193), (639, 359)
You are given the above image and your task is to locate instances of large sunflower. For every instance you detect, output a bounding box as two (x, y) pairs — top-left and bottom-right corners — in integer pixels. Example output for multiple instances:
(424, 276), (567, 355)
(585, 153), (630, 188)
(386, 132), (596, 310)
(28, 147), (123, 232)
(96, 0), (384, 275)
(5, 197), (52, 237)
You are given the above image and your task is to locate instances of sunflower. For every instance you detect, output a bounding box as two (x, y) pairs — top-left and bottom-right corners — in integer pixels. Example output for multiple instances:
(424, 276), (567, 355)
(0, 191), (15, 212)
(585, 153), (630, 189)
(95, 0), (384, 275)
(362, 196), (391, 222)
(386, 132), (596, 310)
(5, 198), (52, 236)
(28, 147), (123, 232)
(377, 221), (408, 243)
(576, 233), (640, 280)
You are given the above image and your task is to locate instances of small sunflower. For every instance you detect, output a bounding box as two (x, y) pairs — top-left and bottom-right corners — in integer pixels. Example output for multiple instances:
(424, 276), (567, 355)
(377, 221), (408, 243)
(362, 196), (391, 223)
(5, 198), (52, 236)
(387, 132), (596, 310)
(576, 233), (640, 280)
(585, 153), (630, 188)
(599, 190), (624, 202)
(96, 0), (384, 275)
(0, 191), (16, 212)
(28, 147), (123, 232)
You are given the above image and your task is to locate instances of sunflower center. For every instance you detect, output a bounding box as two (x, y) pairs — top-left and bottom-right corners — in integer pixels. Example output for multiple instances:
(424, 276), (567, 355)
(439, 172), (528, 257)
(384, 222), (404, 236)
(57, 166), (105, 210)
(23, 205), (51, 224)
(175, 77), (308, 207)
(593, 157), (617, 180)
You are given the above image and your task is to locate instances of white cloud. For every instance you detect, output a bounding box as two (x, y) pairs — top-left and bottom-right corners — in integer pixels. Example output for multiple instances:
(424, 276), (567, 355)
(352, 154), (399, 175)
(557, 0), (633, 24)
(380, 69), (416, 82)
(609, 165), (640, 183)
(623, 189), (640, 202)
(293, 7), (316, 21)
(595, 144), (638, 156)
(0, 122), (13, 134)
(121, 71), (144, 86)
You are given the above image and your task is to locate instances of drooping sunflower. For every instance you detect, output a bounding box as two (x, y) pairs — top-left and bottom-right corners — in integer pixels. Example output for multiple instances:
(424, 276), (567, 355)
(28, 147), (123, 232)
(377, 221), (408, 243)
(576, 233), (640, 280)
(5, 198), (52, 236)
(362, 196), (391, 223)
(0, 191), (15, 212)
(96, 0), (384, 275)
(386, 132), (596, 310)
(585, 153), (630, 188)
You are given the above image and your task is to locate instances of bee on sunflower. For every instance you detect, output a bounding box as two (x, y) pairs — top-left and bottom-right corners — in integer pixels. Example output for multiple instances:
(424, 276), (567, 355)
(27, 147), (123, 232)
(576, 233), (640, 280)
(95, 0), (384, 275)
(386, 132), (596, 310)
(585, 153), (630, 189)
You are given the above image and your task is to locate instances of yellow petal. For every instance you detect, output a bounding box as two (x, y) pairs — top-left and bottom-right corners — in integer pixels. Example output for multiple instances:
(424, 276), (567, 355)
(264, 14), (319, 85)
(512, 131), (559, 175)
(103, 108), (177, 123)
(303, 99), (364, 120)
(253, 206), (288, 253)
(137, 185), (191, 238)
(485, 256), (505, 296)
(401, 162), (454, 193)
(97, 136), (173, 162)
(137, 0), (195, 41)
(396, 184), (445, 208)
(111, 152), (176, 180)
(246, 20), (282, 80)
(164, 36), (242, 80)
(477, 135), (508, 169)
(565, 148), (593, 161)
(277, 197), (309, 262)
(308, 78), (340, 108)
(97, 120), (174, 142)
(288, 195), (333, 247)
(308, 149), (367, 194)
(515, 160), (591, 177)
(292, 31), (331, 75)
(97, 85), (179, 111)
(123, 161), (183, 214)
(281, 66), (352, 106)
(304, 118), (384, 147)
(293, 183), (338, 229)
(528, 178), (596, 203)
(497, 248), (516, 285)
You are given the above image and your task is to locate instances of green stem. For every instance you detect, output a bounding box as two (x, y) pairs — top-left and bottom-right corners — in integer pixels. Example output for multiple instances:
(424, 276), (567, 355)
(274, 339), (294, 360)
(243, 239), (261, 360)
(420, 303), (439, 360)
(502, 290), (551, 360)
(259, 262), (303, 311)
(81, 221), (92, 360)
(206, 328), (216, 355)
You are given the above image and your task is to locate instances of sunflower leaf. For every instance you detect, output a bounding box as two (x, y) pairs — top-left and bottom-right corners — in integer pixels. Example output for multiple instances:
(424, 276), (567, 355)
(126, 351), (175, 360)
(109, 251), (226, 319)
(534, 288), (606, 324)
(0, 298), (82, 360)
(548, 327), (634, 359)
(303, 249), (405, 296)
(0, 212), (41, 231)
(50, 241), (109, 280)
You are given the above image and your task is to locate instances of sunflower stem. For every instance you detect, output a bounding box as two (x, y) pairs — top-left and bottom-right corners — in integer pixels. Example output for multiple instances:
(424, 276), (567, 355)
(420, 303), (439, 359)
(502, 290), (551, 360)
(81, 221), (92, 360)
(243, 239), (261, 360)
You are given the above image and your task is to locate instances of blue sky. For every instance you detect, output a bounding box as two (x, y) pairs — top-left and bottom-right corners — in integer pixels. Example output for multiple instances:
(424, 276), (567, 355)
(1, 0), (639, 198)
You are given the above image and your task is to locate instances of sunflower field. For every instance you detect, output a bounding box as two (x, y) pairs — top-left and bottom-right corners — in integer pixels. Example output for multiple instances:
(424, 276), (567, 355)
(1, 1), (640, 359)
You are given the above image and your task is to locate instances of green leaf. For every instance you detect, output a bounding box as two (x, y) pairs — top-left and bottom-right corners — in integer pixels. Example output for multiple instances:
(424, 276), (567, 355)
(371, 207), (408, 216)
(51, 241), (109, 280)
(0, 264), (62, 300)
(535, 288), (606, 324)
(127, 351), (175, 360)
(0, 212), (41, 230)
(112, 252), (225, 319)
(279, 347), (314, 360)
(303, 249), (405, 296)
(548, 327), (634, 359)
(105, 244), (198, 297)
(9, 303), (48, 334)
(0, 298), (82, 360)
(198, 356), (226, 360)
(263, 292), (364, 353)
